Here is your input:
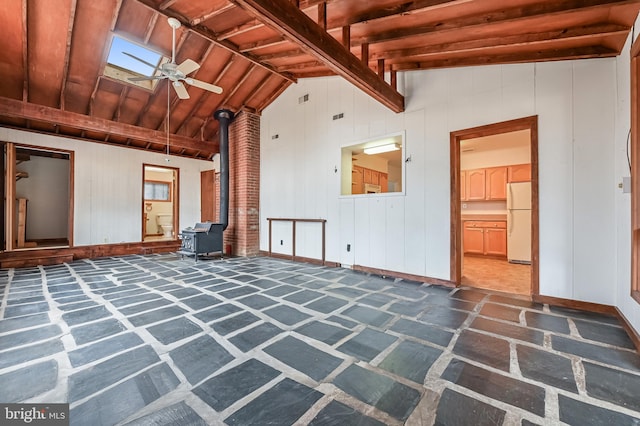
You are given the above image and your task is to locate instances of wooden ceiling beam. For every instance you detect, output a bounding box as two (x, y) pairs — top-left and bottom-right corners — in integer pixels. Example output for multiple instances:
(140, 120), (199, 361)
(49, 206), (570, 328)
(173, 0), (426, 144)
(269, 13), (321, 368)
(239, 36), (288, 52)
(328, 0), (470, 29)
(351, 0), (640, 47)
(371, 23), (630, 62)
(59, 0), (78, 110)
(133, 0), (296, 83)
(21, 0), (28, 102)
(217, 19), (263, 40)
(190, 4), (234, 26)
(232, 0), (404, 112)
(391, 45), (619, 71)
(0, 97), (214, 151)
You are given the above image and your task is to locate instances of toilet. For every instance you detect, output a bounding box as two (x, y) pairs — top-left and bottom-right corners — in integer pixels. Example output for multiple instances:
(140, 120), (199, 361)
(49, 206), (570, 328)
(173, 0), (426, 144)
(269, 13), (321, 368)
(156, 214), (173, 238)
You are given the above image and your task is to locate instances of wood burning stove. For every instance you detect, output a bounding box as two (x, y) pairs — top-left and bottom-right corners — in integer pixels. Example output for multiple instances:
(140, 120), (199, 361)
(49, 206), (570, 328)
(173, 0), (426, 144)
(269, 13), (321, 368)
(177, 222), (223, 262)
(177, 109), (234, 262)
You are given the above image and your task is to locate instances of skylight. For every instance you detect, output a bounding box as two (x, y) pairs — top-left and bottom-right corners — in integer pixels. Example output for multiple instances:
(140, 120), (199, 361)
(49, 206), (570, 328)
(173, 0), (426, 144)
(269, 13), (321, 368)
(104, 35), (165, 90)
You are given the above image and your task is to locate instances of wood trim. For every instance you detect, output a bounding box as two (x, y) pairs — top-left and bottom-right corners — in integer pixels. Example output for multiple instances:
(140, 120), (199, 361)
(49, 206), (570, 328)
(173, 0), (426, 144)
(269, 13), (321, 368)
(353, 264), (457, 288)
(0, 97), (215, 153)
(232, 0), (404, 113)
(0, 240), (182, 268)
(532, 294), (618, 315)
(266, 217), (327, 264)
(6, 143), (16, 251)
(450, 116), (539, 296)
(534, 294), (640, 352)
(631, 34), (640, 305)
(259, 250), (339, 267)
(616, 307), (640, 352)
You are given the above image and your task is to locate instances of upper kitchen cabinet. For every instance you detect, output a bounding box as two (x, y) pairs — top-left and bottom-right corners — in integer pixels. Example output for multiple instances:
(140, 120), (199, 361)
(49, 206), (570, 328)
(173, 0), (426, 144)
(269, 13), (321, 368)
(485, 167), (507, 200)
(508, 164), (532, 182)
(466, 169), (486, 200)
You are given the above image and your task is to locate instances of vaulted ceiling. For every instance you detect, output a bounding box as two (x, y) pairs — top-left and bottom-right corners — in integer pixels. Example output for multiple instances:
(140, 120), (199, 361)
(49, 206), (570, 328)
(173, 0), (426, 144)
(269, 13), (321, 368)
(0, 0), (638, 160)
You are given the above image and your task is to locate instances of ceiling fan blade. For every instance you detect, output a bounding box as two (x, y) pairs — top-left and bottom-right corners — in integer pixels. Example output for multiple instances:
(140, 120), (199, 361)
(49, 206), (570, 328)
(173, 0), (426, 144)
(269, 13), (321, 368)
(185, 78), (223, 94)
(122, 52), (159, 69)
(172, 81), (190, 99)
(177, 59), (200, 76)
(128, 75), (164, 82)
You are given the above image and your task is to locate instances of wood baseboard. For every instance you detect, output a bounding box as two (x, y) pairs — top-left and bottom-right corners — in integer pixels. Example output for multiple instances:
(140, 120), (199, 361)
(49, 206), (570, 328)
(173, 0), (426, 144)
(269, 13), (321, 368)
(533, 294), (640, 352)
(532, 294), (618, 315)
(616, 308), (640, 352)
(258, 250), (339, 267)
(0, 240), (182, 268)
(353, 264), (457, 288)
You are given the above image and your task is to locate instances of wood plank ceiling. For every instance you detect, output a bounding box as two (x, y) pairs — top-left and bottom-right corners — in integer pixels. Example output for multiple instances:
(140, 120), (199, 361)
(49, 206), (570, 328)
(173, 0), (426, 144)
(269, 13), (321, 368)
(0, 0), (638, 160)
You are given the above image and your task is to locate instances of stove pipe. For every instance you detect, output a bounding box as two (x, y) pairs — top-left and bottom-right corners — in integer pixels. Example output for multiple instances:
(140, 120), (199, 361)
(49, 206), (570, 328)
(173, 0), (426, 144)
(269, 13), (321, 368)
(213, 109), (235, 231)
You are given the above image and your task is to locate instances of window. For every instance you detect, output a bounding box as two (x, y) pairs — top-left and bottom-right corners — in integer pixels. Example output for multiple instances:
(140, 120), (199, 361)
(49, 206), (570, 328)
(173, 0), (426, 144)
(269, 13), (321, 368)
(631, 35), (640, 304)
(341, 133), (404, 195)
(104, 35), (166, 90)
(144, 181), (171, 201)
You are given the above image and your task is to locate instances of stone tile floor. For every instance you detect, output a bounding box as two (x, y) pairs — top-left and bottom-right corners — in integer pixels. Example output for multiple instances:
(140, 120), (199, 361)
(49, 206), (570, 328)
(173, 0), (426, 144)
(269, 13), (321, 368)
(0, 254), (639, 425)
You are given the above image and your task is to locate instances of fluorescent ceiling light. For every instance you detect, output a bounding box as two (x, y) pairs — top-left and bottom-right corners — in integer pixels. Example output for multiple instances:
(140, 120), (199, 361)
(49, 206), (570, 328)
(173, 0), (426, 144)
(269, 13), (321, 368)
(364, 143), (399, 155)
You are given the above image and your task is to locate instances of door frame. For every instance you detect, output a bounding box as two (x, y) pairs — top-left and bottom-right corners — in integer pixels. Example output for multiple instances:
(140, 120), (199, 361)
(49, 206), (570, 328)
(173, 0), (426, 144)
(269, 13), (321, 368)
(450, 115), (539, 295)
(142, 164), (179, 240)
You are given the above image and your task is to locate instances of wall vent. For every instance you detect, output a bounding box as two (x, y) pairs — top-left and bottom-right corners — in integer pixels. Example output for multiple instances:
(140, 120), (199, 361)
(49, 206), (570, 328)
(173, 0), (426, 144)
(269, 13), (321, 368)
(298, 94), (309, 104)
(332, 113), (344, 120)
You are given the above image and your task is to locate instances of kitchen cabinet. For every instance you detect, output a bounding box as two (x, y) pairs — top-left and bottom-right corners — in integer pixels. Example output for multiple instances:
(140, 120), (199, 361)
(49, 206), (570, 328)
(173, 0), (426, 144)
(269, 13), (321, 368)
(485, 167), (507, 200)
(466, 169), (486, 200)
(463, 220), (507, 257)
(379, 173), (388, 192)
(508, 163), (531, 182)
(461, 163), (530, 201)
(352, 166), (364, 194)
(352, 165), (388, 194)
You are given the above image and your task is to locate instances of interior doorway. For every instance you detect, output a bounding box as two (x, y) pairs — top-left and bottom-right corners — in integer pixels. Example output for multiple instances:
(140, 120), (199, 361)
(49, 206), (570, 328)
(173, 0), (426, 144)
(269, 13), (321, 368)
(4, 144), (72, 250)
(142, 164), (178, 241)
(450, 116), (539, 296)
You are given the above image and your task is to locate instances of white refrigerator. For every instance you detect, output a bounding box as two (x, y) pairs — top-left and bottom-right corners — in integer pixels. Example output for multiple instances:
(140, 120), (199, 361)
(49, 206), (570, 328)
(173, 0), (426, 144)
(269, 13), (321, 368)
(507, 182), (531, 264)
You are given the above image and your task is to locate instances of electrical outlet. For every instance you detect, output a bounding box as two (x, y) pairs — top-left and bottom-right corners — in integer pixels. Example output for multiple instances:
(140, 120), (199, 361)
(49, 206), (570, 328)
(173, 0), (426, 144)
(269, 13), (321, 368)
(347, 244), (351, 252)
(280, 240), (283, 245)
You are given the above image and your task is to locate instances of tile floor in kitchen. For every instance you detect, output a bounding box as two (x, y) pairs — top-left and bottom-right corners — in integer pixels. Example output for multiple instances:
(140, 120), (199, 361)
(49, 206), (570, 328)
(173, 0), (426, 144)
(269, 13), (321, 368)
(0, 254), (638, 425)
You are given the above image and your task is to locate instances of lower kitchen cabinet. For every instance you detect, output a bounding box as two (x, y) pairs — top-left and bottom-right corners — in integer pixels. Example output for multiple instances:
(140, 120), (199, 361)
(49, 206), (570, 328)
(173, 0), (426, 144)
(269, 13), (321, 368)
(463, 221), (507, 257)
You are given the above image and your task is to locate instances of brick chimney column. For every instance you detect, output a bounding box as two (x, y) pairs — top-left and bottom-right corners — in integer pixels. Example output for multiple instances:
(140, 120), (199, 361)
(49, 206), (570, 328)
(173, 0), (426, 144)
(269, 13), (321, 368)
(221, 110), (260, 256)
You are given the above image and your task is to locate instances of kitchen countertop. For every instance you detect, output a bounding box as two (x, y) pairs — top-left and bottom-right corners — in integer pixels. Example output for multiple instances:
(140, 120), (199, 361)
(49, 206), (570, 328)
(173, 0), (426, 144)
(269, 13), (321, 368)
(461, 214), (507, 221)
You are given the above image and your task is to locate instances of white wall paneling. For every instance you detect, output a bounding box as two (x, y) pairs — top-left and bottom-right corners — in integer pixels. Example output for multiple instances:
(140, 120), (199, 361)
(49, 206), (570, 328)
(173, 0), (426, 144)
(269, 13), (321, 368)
(0, 128), (214, 246)
(260, 46), (633, 316)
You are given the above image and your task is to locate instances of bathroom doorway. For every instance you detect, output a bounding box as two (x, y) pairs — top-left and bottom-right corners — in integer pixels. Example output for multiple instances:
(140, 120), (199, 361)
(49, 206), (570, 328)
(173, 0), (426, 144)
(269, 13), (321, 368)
(142, 164), (178, 241)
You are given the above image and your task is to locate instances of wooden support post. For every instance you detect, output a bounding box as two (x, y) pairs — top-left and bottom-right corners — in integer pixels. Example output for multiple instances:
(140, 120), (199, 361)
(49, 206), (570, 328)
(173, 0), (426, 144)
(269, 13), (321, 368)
(318, 2), (326, 31)
(391, 69), (397, 91)
(377, 58), (385, 79)
(342, 26), (350, 50)
(361, 42), (369, 65)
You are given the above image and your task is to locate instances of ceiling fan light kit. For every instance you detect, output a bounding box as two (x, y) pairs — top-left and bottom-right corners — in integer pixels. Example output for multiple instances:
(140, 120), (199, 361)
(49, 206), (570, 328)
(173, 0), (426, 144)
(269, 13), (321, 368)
(127, 17), (223, 100)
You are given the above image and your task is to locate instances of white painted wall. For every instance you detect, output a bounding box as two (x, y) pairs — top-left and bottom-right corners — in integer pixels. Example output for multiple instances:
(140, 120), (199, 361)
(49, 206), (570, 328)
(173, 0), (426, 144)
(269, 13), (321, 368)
(0, 128), (215, 245)
(260, 32), (639, 336)
(16, 155), (69, 240)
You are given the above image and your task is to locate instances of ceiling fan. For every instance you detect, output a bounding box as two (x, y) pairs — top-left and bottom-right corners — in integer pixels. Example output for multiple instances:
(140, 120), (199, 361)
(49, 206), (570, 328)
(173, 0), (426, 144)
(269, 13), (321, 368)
(127, 17), (222, 99)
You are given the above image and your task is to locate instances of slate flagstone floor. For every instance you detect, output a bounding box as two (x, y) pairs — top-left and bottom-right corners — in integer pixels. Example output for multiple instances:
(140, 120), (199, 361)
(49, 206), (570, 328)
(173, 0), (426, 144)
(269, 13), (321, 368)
(0, 254), (639, 425)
